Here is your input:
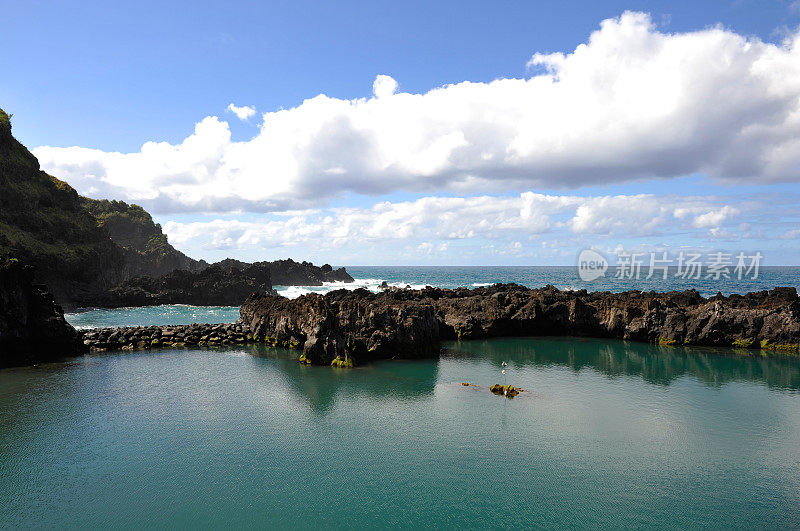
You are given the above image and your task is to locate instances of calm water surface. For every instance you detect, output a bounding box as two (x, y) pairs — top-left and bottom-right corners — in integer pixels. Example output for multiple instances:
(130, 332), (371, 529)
(2, 338), (799, 529)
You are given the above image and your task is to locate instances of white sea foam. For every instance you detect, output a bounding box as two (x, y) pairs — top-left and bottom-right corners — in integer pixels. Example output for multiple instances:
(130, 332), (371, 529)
(471, 282), (496, 287)
(274, 278), (429, 299)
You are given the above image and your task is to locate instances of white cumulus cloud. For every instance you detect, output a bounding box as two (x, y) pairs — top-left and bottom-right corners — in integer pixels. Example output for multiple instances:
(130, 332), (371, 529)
(34, 12), (800, 214)
(160, 191), (771, 256)
(226, 103), (256, 121)
(372, 74), (398, 98)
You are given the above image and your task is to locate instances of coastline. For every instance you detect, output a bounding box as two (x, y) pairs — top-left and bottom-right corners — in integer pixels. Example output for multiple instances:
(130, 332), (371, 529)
(70, 283), (800, 368)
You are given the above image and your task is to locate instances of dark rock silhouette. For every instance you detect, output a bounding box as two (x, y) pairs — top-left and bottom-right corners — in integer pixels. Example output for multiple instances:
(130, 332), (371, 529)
(212, 258), (353, 286)
(0, 258), (84, 367)
(77, 258), (353, 308)
(92, 261), (277, 307)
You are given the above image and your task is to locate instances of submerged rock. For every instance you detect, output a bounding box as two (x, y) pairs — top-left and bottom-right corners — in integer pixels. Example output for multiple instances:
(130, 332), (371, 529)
(490, 384), (519, 397)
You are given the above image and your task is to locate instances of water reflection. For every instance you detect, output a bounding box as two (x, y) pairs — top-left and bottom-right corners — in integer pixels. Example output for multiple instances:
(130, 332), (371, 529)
(246, 344), (439, 412)
(445, 337), (800, 391)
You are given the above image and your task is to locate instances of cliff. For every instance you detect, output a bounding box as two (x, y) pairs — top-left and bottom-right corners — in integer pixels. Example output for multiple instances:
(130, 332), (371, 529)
(0, 108), (350, 309)
(0, 108), (127, 303)
(0, 258), (84, 367)
(239, 284), (800, 366)
(0, 108), (203, 305)
(81, 198), (208, 278)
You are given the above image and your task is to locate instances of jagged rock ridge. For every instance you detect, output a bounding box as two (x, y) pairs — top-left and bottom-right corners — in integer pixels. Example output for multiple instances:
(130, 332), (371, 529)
(214, 258), (353, 286)
(239, 284), (800, 365)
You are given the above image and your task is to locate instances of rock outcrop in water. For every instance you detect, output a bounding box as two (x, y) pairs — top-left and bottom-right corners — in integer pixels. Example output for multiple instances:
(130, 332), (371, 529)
(76, 258), (352, 308)
(88, 261), (277, 307)
(0, 258), (84, 367)
(239, 284), (800, 365)
(490, 384), (519, 397)
(73, 258), (353, 308)
(265, 258), (353, 285)
(213, 258), (353, 286)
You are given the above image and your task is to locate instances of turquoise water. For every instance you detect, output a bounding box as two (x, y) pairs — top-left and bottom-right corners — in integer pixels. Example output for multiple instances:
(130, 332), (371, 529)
(65, 304), (241, 329)
(65, 266), (800, 329)
(2, 338), (799, 528)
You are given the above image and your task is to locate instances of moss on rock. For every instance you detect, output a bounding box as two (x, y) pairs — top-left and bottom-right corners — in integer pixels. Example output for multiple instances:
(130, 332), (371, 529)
(331, 356), (354, 368)
(732, 338), (756, 349)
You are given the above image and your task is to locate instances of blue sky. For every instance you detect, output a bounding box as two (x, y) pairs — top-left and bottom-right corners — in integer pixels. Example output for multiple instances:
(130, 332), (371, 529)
(2, 0), (800, 265)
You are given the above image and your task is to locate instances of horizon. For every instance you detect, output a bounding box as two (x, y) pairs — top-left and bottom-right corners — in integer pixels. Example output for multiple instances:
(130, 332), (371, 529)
(3, 1), (800, 266)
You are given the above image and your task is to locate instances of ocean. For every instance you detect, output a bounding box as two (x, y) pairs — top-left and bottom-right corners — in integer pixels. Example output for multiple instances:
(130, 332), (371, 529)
(65, 265), (800, 329)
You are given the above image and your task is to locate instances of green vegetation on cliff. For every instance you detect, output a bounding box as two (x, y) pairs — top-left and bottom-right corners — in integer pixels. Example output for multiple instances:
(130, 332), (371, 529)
(82, 199), (162, 251)
(82, 197), (205, 278)
(0, 107), (204, 305)
(0, 107), (349, 308)
(0, 108), (125, 302)
(0, 109), (10, 132)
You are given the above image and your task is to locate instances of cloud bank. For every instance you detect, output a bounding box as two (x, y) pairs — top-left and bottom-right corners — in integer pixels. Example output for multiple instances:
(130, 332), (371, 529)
(34, 12), (800, 214)
(161, 191), (792, 258)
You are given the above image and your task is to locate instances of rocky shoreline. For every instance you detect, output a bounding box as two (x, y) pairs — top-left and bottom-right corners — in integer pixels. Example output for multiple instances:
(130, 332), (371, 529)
(240, 284), (800, 365)
(71, 283), (800, 368)
(1, 106), (355, 311)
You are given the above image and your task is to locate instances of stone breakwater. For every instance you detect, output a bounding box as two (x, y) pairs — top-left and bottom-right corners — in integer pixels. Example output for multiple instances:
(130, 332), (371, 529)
(79, 322), (300, 351)
(76, 284), (800, 366)
(80, 323), (254, 351)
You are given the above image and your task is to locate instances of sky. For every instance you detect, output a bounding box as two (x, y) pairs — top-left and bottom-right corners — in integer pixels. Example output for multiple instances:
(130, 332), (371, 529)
(2, 0), (800, 265)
